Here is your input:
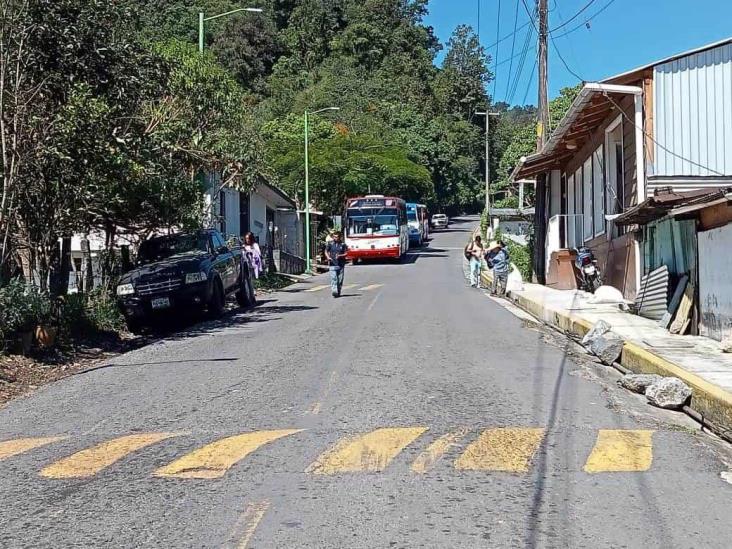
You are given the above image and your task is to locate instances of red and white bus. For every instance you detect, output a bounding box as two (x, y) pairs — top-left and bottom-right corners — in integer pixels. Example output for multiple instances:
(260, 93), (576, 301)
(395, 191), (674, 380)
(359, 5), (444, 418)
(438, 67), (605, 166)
(344, 195), (409, 262)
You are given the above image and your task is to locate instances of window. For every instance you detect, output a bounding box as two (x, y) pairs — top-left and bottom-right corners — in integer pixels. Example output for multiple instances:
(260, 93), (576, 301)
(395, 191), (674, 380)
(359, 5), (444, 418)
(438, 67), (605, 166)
(592, 146), (605, 236)
(582, 158), (592, 241)
(219, 190), (227, 235)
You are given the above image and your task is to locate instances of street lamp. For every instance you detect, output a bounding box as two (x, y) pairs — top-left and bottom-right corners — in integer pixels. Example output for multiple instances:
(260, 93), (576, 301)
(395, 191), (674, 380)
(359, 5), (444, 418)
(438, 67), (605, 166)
(304, 107), (340, 275)
(475, 111), (500, 213)
(198, 7), (263, 53)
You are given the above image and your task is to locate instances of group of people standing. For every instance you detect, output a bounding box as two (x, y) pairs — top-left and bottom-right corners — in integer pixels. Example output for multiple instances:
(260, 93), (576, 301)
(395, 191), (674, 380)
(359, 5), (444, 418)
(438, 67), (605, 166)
(465, 236), (510, 296)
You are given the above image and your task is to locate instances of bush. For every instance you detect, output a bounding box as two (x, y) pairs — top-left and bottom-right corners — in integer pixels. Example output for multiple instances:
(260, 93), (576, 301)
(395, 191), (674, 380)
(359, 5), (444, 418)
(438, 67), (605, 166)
(85, 288), (125, 333)
(0, 279), (53, 336)
(493, 228), (533, 282)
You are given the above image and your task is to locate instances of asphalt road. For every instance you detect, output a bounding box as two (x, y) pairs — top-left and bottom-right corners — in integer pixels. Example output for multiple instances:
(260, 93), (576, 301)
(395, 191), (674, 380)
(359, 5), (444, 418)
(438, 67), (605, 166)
(1, 216), (731, 548)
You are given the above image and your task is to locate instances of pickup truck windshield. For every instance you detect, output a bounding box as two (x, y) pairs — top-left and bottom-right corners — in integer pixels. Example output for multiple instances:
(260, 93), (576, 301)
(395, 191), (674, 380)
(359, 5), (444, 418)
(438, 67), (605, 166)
(137, 234), (209, 264)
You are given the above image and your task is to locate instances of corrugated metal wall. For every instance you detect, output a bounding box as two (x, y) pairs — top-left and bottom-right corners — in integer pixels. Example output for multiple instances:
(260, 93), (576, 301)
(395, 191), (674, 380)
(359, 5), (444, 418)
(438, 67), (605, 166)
(653, 42), (732, 177)
(699, 224), (732, 342)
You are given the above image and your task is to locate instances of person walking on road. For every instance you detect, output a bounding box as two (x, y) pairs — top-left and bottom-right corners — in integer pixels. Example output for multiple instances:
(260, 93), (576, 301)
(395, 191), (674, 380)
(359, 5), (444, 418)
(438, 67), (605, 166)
(486, 240), (510, 296)
(325, 231), (348, 297)
(465, 235), (485, 288)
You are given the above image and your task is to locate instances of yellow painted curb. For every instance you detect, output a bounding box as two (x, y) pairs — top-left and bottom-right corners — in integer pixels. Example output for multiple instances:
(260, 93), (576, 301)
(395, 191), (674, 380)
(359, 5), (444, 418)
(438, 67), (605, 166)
(503, 286), (732, 433)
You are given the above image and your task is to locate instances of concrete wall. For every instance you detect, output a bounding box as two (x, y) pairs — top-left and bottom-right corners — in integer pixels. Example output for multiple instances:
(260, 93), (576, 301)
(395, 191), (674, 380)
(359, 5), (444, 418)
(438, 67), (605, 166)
(249, 192), (268, 244)
(699, 223), (732, 342)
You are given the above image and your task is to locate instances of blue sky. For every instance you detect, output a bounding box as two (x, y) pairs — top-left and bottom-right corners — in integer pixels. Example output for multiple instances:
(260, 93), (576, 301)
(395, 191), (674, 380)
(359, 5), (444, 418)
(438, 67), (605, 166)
(424, 0), (732, 106)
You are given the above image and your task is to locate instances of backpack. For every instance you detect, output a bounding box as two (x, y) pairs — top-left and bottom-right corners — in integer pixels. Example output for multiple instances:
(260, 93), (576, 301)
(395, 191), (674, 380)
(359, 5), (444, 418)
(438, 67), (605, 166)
(464, 244), (472, 260)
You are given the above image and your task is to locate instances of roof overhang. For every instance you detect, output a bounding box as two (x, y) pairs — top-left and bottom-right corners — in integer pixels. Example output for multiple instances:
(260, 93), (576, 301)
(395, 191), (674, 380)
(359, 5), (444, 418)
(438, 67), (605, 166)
(614, 189), (727, 226)
(511, 83), (642, 182)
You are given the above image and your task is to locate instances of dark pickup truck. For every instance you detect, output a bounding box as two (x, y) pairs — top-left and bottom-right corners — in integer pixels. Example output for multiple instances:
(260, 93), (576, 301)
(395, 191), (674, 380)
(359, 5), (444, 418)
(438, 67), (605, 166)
(115, 229), (256, 332)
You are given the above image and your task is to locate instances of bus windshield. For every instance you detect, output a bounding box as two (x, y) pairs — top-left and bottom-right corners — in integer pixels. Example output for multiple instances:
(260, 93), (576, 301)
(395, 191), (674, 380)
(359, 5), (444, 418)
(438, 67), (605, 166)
(347, 207), (399, 236)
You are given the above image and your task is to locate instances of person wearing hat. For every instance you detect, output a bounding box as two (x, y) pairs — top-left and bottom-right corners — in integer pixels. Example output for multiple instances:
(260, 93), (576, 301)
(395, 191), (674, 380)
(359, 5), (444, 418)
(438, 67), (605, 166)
(486, 240), (510, 296)
(325, 231), (348, 297)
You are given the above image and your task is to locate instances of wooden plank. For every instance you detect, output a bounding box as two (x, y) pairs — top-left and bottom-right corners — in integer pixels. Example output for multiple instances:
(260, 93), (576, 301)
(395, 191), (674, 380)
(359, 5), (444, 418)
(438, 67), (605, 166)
(670, 283), (694, 334)
(659, 275), (688, 329)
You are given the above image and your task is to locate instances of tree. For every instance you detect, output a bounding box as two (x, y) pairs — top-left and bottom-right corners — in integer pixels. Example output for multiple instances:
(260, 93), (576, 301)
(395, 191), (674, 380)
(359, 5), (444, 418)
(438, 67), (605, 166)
(433, 25), (492, 120)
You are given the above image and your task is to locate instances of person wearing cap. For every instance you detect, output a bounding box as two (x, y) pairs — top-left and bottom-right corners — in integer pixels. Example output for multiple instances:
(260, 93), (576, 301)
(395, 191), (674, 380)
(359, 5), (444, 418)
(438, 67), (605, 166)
(325, 231), (348, 297)
(486, 240), (510, 296)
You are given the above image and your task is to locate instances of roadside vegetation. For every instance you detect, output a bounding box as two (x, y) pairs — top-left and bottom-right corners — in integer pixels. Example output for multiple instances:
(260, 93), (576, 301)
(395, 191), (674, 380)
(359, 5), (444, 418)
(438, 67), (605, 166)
(0, 1), (571, 385)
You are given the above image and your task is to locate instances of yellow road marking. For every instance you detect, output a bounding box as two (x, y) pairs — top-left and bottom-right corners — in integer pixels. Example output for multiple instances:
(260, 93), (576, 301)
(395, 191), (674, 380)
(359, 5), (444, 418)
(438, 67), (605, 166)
(154, 429), (302, 479)
(0, 436), (67, 461)
(305, 371), (338, 416)
(307, 427), (427, 474)
(584, 429), (654, 473)
(359, 284), (383, 291)
(411, 428), (469, 473)
(454, 428), (545, 472)
(235, 500), (271, 549)
(305, 284), (329, 292)
(341, 284), (357, 290)
(40, 433), (178, 479)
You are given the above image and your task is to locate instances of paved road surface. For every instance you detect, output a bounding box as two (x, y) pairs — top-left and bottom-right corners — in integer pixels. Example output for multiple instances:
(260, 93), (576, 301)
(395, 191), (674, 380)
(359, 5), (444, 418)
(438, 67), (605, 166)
(1, 217), (731, 548)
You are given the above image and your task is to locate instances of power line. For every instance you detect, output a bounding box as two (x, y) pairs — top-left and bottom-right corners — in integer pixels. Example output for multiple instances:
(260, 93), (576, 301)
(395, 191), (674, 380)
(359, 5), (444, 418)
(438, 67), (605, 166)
(548, 0), (597, 32)
(522, 56), (538, 104)
(507, 22), (535, 104)
(503, 0), (521, 103)
(550, 0), (617, 39)
(492, 0), (502, 100)
(519, 0), (539, 33)
(550, 33), (584, 82)
(484, 21), (531, 50)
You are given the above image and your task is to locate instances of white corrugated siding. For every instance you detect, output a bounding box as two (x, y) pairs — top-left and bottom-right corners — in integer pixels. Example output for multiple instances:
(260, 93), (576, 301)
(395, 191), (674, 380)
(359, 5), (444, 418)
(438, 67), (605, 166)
(699, 224), (732, 342)
(653, 42), (732, 177)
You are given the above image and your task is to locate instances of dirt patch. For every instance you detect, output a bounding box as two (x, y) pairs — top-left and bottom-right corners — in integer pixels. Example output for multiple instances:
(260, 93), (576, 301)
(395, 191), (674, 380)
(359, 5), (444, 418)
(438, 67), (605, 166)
(0, 333), (143, 407)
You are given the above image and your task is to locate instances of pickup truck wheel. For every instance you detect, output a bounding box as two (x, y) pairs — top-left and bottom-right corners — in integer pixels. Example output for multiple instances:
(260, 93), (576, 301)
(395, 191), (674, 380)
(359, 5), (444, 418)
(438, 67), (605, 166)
(125, 318), (144, 335)
(208, 279), (225, 318)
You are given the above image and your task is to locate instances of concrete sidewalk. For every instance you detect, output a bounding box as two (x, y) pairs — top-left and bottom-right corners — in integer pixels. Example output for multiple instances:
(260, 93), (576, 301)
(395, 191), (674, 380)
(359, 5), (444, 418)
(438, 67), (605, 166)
(481, 269), (732, 437)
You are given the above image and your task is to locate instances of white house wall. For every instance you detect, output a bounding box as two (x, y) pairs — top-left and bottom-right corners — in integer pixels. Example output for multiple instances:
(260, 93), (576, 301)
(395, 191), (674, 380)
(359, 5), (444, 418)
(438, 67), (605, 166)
(698, 223), (732, 342)
(653, 42), (732, 177)
(249, 191), (268, 244)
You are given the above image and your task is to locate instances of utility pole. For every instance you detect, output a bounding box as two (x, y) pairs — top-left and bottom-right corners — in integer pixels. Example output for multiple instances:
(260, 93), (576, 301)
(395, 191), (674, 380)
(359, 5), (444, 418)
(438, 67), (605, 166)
(534, 0), (550, 284)
(536, 0), (549, 150)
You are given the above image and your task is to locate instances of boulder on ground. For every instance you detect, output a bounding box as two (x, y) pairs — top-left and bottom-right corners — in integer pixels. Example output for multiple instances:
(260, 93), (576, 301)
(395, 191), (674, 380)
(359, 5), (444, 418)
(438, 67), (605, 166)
(581, 320), (612, 347)
(646, 377), (692, 409)
(588, 286), (625, 304)
(618, 373), (663, 394)
(588, 332), (625, 365)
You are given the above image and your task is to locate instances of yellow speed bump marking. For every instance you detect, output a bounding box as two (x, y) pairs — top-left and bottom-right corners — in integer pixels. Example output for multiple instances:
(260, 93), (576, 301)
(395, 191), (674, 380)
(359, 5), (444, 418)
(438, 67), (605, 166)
(233, 500), (271, 549)
(305, 284), (329, 293)
(411, 428), (469, 474)
(154, 429), (302, 479)
(307, 427), (427, 474)
(584, 429), (654, 473)
(41, 433), (179, 479)
(0, 436), (67, 461)
(359, 284), (383, 291)
(455, 428), (545, 472)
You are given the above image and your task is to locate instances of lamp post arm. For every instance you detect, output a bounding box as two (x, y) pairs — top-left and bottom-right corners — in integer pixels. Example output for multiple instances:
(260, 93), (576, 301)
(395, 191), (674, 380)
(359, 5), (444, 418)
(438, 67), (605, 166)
(204, 7), (263, 22)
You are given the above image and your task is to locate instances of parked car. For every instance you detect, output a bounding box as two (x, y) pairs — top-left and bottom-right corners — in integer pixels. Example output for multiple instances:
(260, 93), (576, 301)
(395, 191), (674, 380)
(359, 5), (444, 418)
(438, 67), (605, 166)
(116, 229), (255, 333)
(431, 214), (449, 229)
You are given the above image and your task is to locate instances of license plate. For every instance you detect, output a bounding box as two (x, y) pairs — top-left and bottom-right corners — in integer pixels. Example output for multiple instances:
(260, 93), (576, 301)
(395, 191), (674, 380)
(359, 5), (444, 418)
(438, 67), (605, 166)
(151, 297), (170, 309)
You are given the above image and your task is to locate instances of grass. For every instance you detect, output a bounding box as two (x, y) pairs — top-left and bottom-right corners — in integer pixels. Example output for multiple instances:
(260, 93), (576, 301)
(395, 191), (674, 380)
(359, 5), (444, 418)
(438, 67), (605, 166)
(254, 272), (293, 291)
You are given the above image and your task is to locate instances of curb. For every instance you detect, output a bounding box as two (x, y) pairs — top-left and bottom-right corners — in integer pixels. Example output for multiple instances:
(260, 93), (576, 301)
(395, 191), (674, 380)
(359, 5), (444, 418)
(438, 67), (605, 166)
(483, 269), (732, 437)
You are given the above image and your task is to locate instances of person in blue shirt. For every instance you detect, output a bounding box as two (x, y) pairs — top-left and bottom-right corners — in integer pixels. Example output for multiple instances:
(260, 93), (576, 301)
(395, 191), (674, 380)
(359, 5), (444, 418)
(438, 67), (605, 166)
(486, 241), (510, 296)
(325, 231), (348, 297)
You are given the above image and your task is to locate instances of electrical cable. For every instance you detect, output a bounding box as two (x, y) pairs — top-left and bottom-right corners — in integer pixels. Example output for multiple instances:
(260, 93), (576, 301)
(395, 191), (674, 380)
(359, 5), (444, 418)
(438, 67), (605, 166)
(548, 0), (597, 32)
(493, 0), (502, 99)
(503, 0), (522, 103)
(507, 23), (535, 104)
(521, 55), (538, 105)
(550, 0), (617, 39)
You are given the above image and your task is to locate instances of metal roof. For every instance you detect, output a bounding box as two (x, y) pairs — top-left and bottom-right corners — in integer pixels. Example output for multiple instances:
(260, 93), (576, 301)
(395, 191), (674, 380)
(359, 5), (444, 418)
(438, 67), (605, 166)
(603, 36), (732, 83)
(511, 83), (641, 181)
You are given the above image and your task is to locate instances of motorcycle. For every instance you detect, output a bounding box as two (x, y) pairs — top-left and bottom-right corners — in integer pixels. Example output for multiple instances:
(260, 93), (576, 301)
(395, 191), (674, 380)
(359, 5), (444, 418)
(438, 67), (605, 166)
(575, 246), (602, 293)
